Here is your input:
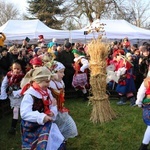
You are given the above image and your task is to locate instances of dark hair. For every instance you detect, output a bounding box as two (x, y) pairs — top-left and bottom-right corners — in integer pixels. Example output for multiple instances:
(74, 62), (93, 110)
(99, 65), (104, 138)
(113, 41), (118, 45)
(65, 42), (72, 48)
(1, 47), (8, 53)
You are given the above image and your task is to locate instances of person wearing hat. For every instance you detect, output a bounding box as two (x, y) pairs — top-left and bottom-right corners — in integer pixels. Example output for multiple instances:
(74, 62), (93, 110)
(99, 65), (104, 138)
(113, 50), (136, 106)
(33, 47), (43, 57)
(29, 57), (43, 69)
(47, 43), (58, 59)
(49, 61), (78, 141)
(20, 66), (66, 149)
(56, 42), (75, 91)
(72, 49), (89, 100)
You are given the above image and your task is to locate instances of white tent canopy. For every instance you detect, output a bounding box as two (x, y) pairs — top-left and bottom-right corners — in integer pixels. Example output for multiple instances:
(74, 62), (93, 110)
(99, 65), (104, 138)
(70, 19), (150, 42)
(0, 19), (69, 41)
(0, 19), (149, 44)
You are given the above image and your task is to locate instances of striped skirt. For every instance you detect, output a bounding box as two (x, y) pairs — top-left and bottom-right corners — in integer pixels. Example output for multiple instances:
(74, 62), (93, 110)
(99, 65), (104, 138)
(21, 120), (51, 150)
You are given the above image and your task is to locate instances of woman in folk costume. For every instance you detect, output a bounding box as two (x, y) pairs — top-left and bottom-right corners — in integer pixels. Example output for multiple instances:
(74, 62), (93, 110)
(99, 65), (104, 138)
(20, 66), (65, 150)
(136, 76), (150, 150)
(72, 49), (89, 100)
(113, 49), (136, 106)
(0, 60), (25, 135)
(48, 61), (78, 141)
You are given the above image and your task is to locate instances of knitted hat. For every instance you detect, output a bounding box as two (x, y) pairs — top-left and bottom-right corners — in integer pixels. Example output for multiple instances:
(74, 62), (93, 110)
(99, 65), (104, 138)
(47, 42), (56, 48)
(29, 57), (43, 66)
(21, 66), (52, 88)
(34, 47), (40, 54)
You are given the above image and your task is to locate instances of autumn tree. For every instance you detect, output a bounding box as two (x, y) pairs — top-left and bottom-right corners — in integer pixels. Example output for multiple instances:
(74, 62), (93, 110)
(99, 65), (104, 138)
(62, 0), (150, 29)
(0, 0), (19, 26)
(62, 0), (114, 28)
(110, 0), (150, 28)
(27, 0), (67, 29)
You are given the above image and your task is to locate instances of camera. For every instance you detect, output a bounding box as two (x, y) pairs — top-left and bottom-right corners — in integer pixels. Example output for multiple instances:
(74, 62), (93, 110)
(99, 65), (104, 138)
(84, 31), (88, 35)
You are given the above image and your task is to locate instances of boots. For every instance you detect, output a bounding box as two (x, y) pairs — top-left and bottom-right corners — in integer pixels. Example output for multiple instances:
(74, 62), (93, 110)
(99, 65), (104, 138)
(83, 93), (88, 101)
(130, 96), (136, 106)
(139, 143), (149, 150)
(117, 96), (126, 105)
(8, 119), (18, 135)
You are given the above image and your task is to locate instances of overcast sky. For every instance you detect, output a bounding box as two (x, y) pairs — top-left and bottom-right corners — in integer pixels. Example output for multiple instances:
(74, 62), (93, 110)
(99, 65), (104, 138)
(5, 0), (28, 13)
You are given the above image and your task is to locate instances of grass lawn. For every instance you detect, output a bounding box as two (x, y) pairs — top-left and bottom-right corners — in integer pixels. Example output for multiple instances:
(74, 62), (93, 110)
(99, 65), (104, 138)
(0, 97), (147, 150)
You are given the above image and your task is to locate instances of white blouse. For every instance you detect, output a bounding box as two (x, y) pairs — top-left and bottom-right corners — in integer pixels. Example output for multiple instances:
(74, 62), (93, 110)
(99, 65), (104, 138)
(20, 87), (58, 125)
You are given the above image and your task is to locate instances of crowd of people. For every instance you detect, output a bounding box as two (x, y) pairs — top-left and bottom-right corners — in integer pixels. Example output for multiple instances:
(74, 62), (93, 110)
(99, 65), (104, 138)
(0, 32), (150, 149)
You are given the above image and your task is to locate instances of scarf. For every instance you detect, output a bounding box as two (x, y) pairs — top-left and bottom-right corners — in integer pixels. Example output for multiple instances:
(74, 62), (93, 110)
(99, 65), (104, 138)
(32, 82), (52, 115)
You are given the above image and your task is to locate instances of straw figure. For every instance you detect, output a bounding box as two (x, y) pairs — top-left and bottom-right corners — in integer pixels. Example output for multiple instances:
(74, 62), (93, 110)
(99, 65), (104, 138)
(88, 39), (117, 123)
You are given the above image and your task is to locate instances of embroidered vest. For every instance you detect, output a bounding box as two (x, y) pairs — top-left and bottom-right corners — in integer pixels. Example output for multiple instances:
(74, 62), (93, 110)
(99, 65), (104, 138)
(31, 95), (44, 113)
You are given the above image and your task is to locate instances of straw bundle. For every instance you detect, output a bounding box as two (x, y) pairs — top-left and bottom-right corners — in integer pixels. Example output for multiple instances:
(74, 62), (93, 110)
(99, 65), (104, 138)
(88, 39), (116, 123)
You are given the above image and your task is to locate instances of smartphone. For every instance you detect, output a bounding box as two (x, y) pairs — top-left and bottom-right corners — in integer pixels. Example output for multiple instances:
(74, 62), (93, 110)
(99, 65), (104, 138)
(25, 37), (30, 42)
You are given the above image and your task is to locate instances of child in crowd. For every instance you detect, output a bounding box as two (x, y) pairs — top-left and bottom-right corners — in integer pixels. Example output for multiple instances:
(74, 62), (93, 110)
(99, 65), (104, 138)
(49, 61), (78, 141)
(136, 76), (150, 150)
(113, 50), (136, 106)
(29, 56), (43, 69)
(72, 49), (89, 100)
(0, 60), (25, 134)
(20, 66), (65, 150)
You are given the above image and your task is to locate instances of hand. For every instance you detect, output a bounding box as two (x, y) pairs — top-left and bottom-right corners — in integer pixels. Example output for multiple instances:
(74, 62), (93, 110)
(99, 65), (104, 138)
(139, 58), (142, 65)
(80, 67), (84, 72)
(135, 100), (142, 108)
(48, 111), (54, 117)
(43, 115), (52, 123)
(52, 98), (57, 106)
(138, 104), (142, 108)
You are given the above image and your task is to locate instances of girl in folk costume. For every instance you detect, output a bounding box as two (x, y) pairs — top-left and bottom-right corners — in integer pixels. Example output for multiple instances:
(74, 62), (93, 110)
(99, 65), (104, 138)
(136, 77), (150, 150)
(20, 66), (65, 150)
(0, 60), (25, 135)
(113, 50), (136, 106)
(48, 61), (78, 141)
(72, 49), (89, 100)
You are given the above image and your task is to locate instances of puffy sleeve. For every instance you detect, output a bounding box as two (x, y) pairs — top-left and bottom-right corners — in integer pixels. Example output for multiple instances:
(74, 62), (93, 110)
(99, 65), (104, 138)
(49, 80), (57, 90)
(136, 82), (146, 107)
(48, 89), (58, 120)
(20, 94), (46, 125)
(0, 76), (8, 100)
(80, 58), (89, 72)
